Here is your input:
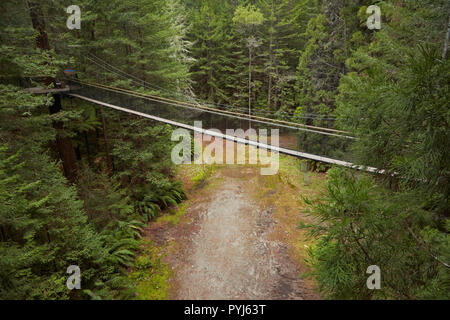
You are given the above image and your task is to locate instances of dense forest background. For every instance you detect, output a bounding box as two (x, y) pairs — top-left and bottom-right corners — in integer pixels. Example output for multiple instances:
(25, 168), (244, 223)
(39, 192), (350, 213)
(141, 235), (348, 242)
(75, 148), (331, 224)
(0, 0), (448, 299)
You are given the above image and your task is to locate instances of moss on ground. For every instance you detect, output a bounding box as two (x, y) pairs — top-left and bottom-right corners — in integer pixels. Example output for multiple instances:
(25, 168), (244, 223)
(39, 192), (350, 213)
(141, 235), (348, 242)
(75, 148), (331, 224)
(156, 203), (187, 226)
(128, 240), (171, 300)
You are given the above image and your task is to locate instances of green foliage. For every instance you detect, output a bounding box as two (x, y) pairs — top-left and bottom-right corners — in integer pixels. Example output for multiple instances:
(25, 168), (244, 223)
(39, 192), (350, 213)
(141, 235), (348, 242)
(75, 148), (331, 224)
(1, 0), (449, 301)
(68, 0), (192, 94)
(186, 0), (311, 113)
(338, 45), (449, 193)
(157, 204), (187, 226)
(128, 241), (171, 300)
(0, 0), (189, 300)
(306, 168), (449, 299)
(191, 165), (215, 188)
(301, 0), (449, 300)
(0, 145), (109, 300)
(107, 121), (186, 221)
(233, 4), (265, 29)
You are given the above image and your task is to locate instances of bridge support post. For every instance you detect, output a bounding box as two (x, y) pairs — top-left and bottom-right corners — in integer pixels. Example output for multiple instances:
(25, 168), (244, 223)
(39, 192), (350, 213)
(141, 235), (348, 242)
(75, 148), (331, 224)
(50, 94), (78, 182)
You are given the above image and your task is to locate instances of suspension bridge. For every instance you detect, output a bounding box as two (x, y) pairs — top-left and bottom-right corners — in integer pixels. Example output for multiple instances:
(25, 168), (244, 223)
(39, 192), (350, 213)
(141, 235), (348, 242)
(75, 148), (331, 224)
(25, 52), (380, 173)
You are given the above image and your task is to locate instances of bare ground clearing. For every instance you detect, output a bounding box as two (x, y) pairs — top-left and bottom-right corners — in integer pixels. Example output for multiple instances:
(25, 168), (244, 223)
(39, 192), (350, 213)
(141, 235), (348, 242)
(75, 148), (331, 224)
(145, 156), (324, 300)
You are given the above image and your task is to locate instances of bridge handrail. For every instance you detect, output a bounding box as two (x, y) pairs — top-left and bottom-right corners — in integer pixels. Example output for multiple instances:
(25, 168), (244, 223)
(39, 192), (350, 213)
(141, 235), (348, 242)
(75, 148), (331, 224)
(69, 92), (380, 173)
(68, 79), (356, 140)
(68, 78), (354, 137)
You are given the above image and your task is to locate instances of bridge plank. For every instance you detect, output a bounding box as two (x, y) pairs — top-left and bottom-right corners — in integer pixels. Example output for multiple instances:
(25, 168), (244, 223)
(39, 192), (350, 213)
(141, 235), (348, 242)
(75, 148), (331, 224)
(24, 87), (70, 94)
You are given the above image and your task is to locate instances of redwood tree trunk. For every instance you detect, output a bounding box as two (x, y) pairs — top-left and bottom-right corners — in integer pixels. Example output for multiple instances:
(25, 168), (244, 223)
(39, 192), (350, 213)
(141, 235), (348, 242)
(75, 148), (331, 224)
(28, 1), (78, 182)
(100, 107), (113, 174)
(27, 1), (50, 51)
(49, 95), (78, 182)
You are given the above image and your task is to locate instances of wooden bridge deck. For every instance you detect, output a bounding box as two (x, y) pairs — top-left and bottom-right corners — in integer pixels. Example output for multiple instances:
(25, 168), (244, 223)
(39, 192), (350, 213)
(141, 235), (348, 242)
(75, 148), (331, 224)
(24, 87), (71, 94)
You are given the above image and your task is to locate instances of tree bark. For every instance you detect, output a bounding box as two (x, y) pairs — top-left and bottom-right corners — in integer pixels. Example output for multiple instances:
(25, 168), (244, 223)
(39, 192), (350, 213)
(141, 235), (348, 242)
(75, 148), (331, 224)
(267, 0), (274, 111)
(100, 107), (113, 174)
(84, 131), (91, 162)
(49, 95), (78, 182)
(443, 18), (450, 59)
(27, 0), (78, 182)
(27, 1), (50, 51)
(248, 46), (252, 130)
(268, 26), (273, 110)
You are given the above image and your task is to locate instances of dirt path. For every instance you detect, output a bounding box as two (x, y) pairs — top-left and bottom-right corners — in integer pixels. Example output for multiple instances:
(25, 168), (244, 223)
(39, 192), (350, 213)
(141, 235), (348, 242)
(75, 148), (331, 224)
(146, 164), (321, 300)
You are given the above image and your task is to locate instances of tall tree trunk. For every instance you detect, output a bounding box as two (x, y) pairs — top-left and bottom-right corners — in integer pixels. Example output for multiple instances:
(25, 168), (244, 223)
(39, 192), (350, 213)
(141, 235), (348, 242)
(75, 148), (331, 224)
(100, 107), (113, 174)
(27, 1), (50, 51)
(443, 17), (450, 59)
(28, 1), (78, 182)
(84, 132), (91, 163)
(49, 95), (78, 181)
(1, 226), (7, 242)
(248, 46), (252, 130)
(268, 29), (273, 110)
(267, 0), (274, 110)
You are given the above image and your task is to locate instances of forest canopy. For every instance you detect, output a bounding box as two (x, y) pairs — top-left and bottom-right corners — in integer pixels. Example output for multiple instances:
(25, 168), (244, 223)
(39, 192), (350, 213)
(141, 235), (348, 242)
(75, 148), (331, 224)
(0, 0), (449, 300)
